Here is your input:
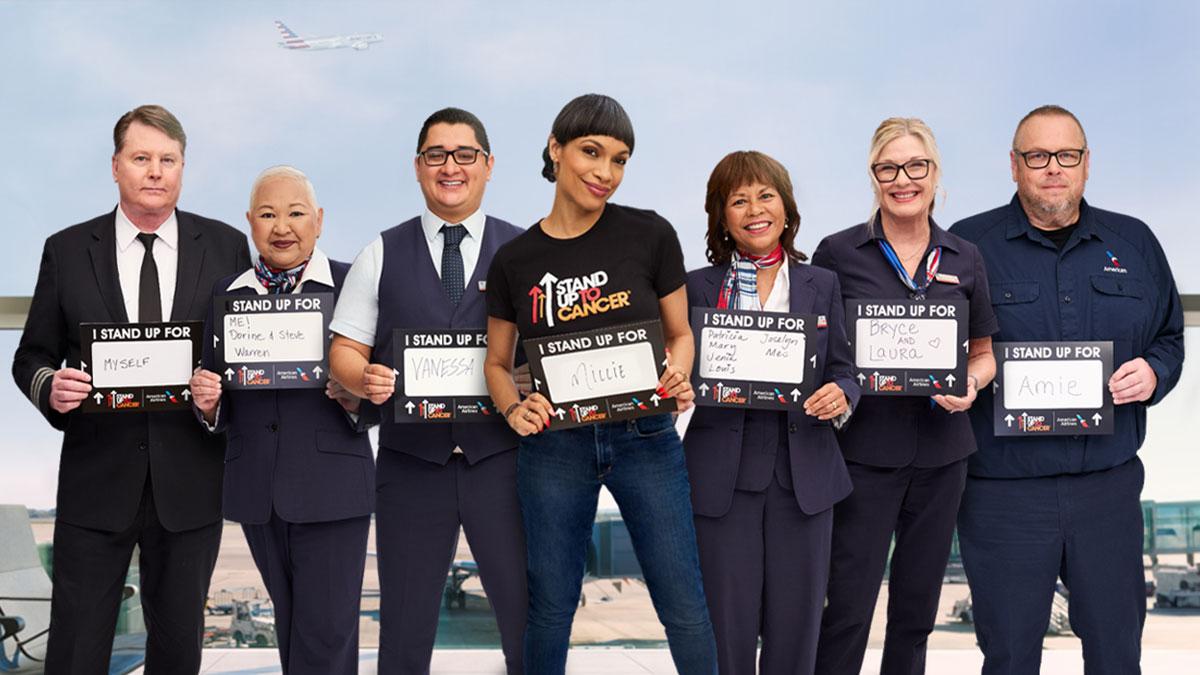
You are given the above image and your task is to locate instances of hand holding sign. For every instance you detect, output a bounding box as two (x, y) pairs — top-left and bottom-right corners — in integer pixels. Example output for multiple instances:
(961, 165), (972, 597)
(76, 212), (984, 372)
(50, 367), (92, 414)
(657, 361), (692, 412)
(188, 368), (223, 422)
(803, 381), (848, 421)
(1109, 357), (1157, 405)
(506, 392), (553, 436)
(362, 363), (396, 405)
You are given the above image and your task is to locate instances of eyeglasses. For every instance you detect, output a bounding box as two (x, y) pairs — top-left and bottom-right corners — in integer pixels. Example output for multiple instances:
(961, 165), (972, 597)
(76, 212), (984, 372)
(418, 146), (488, 166)
(871, 159), (933, 183)
(1015, 148), (1086, 169)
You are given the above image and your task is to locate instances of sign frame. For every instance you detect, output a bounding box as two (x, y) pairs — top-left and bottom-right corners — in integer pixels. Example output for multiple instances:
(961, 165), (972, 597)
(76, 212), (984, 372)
(523, 319), (677, 429)
(690, 307), (819, 411)
(992, 340), (1114, 436)
(393, 328), (499, 423)
(79, 321), (202, 413)
(213, 292), (334, 390)
(846, 299), (969, 397)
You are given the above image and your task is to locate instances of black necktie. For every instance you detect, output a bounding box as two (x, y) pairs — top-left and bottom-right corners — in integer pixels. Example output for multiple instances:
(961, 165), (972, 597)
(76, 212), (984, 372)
(136, 232), (162, 323)
(441, 224), (467, 306)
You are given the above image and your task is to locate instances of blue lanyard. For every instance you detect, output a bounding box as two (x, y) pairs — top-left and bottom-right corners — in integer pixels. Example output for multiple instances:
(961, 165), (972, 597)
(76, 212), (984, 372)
(878, 240), (941, 300)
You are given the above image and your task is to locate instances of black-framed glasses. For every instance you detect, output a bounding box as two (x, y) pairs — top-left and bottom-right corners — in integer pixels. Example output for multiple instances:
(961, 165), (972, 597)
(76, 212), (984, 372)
(1015, 148), (1086, 169)
(418, 146), (488, 166)
(871, 159), (933, 183)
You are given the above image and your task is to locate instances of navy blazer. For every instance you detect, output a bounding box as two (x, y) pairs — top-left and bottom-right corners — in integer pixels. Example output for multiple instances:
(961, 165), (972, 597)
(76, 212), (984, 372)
(201, 258), (376, 525)
(683, 261), (859, 518)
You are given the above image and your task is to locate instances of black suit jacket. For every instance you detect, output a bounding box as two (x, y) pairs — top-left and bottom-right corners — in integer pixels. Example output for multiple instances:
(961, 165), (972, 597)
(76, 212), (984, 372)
(12, 209), (251, 532)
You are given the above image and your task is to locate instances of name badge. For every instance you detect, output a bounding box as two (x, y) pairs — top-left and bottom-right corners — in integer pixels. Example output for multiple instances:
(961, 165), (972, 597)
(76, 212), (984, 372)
(934, 273), (960, 285)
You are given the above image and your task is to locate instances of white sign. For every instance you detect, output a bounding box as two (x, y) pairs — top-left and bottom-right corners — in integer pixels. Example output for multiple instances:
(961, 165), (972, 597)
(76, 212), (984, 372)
(854, 317), (958, 370)
(222, 312), (325, 363)
(1003, 359), (1104, 410)
(699, 327), (806, 384)
(92, 339), (194, 388)
(403, 347), (489, 397)
(541, 342), (659, 404)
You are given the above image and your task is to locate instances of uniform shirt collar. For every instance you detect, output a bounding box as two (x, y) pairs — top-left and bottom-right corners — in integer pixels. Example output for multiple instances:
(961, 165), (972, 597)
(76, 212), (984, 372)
(1006, 193), (1100, 243)
(226, 247), (334, 294)
(420, 207), (485, 245)
(115, 205), (178, 252)
(853, 210), (959, 253)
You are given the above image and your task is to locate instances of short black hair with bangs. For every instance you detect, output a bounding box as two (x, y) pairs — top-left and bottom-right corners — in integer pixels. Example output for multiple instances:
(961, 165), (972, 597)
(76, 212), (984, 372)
(541, 94), (635, 182)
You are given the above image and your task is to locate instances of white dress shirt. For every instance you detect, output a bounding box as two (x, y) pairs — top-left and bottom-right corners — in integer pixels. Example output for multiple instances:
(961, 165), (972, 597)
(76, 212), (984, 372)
(330, 207), (487, 347)
(115, 206), (178, 321)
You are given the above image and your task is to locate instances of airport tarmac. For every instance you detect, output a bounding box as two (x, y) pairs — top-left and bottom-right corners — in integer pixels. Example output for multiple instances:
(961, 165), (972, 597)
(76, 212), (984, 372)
(28, 520), (1200, 654)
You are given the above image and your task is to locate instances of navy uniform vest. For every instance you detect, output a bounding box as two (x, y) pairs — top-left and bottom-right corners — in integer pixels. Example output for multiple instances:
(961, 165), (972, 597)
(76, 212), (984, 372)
(212, 260), (376, 525)
(373, 216), (523, 464)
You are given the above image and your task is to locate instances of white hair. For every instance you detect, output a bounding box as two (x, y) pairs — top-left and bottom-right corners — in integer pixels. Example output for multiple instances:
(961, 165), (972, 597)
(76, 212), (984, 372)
(249, 165), (319, 211)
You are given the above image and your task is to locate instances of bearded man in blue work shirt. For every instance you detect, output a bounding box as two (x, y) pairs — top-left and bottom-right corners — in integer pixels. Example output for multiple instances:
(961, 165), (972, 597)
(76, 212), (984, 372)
(950, 105), (1184, 674)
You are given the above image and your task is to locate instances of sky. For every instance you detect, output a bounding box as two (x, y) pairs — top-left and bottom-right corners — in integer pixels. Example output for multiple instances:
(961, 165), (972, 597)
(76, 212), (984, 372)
(1, 0), (1197, 508)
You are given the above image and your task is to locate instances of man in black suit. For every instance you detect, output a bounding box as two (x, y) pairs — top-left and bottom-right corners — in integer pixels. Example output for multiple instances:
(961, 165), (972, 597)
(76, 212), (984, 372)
(12, 104), (250, 674)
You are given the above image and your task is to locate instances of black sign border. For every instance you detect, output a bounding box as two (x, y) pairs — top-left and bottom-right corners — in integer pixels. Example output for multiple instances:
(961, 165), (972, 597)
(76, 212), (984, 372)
(690, 307), (819, 411)
(524, 319), (677, 430)
(393, 328), (499, 424)
(846, 299), (969, 397)
(79, 321), (203, 413)
(213, 292), (334, 391)
(992, 340), (1114, 437)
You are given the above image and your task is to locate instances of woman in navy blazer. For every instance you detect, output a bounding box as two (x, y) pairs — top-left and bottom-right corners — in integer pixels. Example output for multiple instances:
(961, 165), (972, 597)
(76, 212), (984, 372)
(683, 151), (860, 675)
(812, 119), (996, 675)
(189, 166), (375, 674)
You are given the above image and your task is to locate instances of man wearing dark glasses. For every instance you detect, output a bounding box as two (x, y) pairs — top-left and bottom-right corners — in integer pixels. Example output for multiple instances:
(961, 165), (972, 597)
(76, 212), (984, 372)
(329, 108), (527, 674)
(951, 105), (1184, 674)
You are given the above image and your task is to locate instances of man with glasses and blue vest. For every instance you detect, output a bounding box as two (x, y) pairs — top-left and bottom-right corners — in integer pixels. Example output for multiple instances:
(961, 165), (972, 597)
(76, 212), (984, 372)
(328, 108), (526, 675)
(950, 105), (1184, 674)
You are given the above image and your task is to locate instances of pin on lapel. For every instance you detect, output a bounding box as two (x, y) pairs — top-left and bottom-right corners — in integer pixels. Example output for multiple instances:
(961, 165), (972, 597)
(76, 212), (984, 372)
(934, 273), (960, 285)
(817, 315), (828, 329)
(478, 280), (487, 292)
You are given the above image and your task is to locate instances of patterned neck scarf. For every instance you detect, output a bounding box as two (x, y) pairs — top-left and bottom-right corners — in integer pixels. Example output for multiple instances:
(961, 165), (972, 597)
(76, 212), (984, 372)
(717, 245), (785, 310)
(254, 256), (309, 295)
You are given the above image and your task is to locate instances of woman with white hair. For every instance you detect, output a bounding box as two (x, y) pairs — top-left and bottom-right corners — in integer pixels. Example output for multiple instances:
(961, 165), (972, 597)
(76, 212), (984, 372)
(188, 166), (374, 674)
(811, 119), (997, 675)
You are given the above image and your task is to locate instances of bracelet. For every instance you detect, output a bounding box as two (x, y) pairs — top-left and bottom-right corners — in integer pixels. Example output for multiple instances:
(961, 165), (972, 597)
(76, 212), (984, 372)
(968, 374), (980, 391)
(503, 402), (522, 419)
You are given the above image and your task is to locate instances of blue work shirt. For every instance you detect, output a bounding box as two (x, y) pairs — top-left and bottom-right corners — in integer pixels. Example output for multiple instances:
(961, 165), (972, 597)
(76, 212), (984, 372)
(812, 216), (999, 469)
(950, 195), (1185, 479)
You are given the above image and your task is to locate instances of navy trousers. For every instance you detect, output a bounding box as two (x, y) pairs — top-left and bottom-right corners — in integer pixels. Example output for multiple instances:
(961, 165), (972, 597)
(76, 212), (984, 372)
(242, 512), (370, 675)
(815, 459), (967, 675)
(694, 481), (833, 675)
(375, 448), (527, 675)
(958, 457), (1146, 675)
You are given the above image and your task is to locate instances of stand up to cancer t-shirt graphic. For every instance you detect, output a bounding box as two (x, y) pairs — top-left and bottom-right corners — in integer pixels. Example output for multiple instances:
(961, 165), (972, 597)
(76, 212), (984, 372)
(526, 269), (632, 328)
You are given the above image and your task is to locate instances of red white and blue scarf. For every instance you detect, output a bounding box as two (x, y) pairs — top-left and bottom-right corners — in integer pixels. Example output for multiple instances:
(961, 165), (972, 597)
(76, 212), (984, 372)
(717, 245), (785, 310)
(254, 256), (309, 295)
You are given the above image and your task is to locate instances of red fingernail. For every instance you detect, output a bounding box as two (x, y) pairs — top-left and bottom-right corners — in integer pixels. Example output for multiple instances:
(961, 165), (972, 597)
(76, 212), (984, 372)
(544, 419), (550, 430)
(656, 387), (667, 397)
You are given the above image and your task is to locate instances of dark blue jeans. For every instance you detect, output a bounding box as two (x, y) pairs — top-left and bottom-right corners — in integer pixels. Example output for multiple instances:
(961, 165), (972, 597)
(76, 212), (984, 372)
(518, 413), (718, 675)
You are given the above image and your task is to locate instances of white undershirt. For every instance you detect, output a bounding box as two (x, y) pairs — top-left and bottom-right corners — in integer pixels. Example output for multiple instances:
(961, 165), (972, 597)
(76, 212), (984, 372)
(330, 207), (486, 347)
(758, 261), (790, 312)
(115, 206), (178, 321)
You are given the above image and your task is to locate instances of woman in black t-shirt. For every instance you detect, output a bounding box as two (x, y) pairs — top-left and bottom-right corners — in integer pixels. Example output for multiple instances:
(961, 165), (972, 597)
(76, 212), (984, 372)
(484, 94), (717, 675)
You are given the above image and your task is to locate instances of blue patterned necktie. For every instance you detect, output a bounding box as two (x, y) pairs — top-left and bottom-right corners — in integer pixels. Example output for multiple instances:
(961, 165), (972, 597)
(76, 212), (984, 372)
(441, 224), (467, 306)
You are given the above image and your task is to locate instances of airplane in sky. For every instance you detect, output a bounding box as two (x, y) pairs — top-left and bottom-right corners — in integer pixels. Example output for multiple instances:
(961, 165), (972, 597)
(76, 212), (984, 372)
(274, 20), (383, 51)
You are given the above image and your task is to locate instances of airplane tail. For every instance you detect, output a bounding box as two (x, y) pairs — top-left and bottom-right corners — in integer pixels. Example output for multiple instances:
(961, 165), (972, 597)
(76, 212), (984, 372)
(274, 20), (309, 49)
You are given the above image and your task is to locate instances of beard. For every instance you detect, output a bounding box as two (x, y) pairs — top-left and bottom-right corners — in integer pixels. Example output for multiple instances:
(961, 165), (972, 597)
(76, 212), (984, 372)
(1025, 189), (1082, 222)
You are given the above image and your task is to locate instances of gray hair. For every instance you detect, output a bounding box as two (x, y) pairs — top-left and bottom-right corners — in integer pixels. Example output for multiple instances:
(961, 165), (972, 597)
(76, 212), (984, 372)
(249, 165), (319, 211)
